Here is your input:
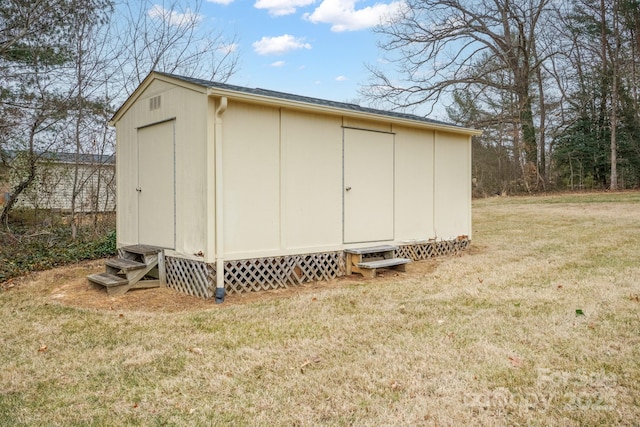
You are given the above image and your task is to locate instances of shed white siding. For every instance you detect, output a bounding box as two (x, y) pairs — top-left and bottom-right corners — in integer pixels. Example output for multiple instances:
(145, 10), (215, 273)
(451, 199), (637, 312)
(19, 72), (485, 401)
(115, 80), (210, 256)
(222, 101), (281, 255)
(112, 72), (479, 271)
(394, 126), (435, 241)
(281, 110), (343, 250)
(434, 131), (472, 239)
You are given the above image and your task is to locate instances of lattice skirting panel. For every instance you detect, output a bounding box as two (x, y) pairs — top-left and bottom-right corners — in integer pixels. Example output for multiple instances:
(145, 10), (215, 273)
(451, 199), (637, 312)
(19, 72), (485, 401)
(165, 256), (216, 299)
(164, 251), (345, 297)
(223, 252), (345, 294)
(164, 239), (468, 298)
(396, 237), (470, 261)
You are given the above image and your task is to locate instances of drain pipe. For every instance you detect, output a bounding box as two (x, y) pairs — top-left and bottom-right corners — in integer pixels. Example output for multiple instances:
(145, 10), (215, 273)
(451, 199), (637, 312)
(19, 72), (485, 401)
(214, 96), (228, 303)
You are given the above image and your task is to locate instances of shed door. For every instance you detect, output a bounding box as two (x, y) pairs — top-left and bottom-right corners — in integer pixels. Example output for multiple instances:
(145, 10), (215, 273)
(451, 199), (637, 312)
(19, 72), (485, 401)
(343, 128), (394, 243)
(137, 120), (175, 249)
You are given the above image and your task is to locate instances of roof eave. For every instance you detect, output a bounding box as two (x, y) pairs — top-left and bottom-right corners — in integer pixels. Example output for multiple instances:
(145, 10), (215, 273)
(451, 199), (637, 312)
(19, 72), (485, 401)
(206, 87), (482, 136)
(110, 71), (482, 136)
(109, 72), (208, 125)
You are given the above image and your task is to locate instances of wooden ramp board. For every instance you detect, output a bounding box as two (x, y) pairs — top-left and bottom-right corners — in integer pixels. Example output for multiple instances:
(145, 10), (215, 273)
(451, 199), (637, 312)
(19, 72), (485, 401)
(344, 245), (397, 255)
(105, 258), (146, 272)
(357, 258), (412, 269)
(87, 273), (128, 287)
(120, 244), (163, 256)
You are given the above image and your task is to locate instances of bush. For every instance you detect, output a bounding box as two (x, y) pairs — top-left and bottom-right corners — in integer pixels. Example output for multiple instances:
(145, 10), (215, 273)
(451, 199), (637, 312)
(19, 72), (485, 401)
(0, 213), (116, 283)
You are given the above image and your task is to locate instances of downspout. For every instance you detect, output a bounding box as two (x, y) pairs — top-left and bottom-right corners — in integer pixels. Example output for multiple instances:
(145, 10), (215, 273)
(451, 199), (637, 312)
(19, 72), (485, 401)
(468, 134), (473, 241)
(214, 96), (228, 303)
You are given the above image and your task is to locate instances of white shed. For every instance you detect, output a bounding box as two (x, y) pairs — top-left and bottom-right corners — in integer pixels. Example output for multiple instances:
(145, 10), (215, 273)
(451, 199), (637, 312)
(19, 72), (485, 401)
(103, 72), (480, 300)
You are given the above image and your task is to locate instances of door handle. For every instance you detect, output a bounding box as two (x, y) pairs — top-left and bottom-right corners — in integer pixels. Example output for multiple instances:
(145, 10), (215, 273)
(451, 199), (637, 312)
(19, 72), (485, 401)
(345, 186), (352, 191)
(136, 187), (142, 192)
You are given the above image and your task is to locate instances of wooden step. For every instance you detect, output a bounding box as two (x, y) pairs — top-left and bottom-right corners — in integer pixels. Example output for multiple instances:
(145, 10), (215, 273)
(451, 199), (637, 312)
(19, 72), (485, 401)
(345, 245), (400, 276)
(357, 258), (412, 270)
(352, 256), (412, 279)
(88, 245), (165, 296)
(87, 272), (128, 287)
(344, 245), (397, 255)
(121, 244), (163, 256)
(105, 258), (147, 272)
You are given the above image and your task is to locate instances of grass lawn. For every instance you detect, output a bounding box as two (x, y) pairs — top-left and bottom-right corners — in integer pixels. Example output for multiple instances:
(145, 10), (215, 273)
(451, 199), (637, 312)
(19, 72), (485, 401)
(1, 192), (639, 425)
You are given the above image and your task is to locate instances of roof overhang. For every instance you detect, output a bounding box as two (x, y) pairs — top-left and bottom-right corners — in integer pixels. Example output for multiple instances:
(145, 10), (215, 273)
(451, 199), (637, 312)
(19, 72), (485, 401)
(108, 72), (208, 125)
(111, 71), (482, 137)
(205, 87), (482, 136)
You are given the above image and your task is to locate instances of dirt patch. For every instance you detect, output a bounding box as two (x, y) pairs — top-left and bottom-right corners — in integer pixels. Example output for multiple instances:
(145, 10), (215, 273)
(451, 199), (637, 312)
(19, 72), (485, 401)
(1, 256), (442, 313)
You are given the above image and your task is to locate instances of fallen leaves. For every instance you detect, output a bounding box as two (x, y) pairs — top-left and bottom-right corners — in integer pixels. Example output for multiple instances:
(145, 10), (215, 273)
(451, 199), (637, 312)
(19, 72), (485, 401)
(1, 278), (16, 291)
(188, 347), (204, 356)
(299, 356), (322, 373)
(508, 355), (522, 368)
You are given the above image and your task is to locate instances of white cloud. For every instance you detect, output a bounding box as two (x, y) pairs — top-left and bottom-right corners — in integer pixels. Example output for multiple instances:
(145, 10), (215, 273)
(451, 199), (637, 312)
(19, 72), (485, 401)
(148, 5), (202, 26)
(271, 60), (286, 67)
(335, 75), (348, 81)
(207, 0), (235, 5)
(304, 0), (404, 32)
(253, 34), (312, 55)
(254, 0), (316, 16)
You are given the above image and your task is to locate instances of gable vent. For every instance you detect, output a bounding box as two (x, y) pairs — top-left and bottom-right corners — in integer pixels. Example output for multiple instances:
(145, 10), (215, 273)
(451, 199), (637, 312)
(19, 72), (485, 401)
(149, 95), (161, 110)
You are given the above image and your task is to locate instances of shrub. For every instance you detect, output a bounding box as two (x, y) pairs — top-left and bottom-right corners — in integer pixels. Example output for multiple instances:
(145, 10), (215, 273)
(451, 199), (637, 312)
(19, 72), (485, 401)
(0, 212), (116, 283)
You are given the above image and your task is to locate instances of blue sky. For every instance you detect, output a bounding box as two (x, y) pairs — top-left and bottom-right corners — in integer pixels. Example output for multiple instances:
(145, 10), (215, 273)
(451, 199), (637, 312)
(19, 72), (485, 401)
(173, 0), (404, 105)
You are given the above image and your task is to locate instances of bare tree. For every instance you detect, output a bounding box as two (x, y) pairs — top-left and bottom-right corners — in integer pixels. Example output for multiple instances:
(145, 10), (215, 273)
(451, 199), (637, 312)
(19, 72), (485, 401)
(365, 0), (554, 189)
(549, 0), (640, 190)
(1, 0), (241, 229)
(606, 0), (621, 190)
(110, 0), (240, 99)
(0, 81), (71, 226)
(0, 0), (112, 227)
(56, 2), (113, 237)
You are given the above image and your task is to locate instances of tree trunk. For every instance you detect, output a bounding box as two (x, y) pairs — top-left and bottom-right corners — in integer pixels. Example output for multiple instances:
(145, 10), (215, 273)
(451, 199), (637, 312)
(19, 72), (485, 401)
(609, 0), (620, 190)
(535, 42), (547, 186)
(0, 155), (37, 227)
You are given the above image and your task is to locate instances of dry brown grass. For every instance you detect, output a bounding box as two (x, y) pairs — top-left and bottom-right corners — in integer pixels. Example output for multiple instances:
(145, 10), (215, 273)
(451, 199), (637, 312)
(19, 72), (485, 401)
(1, 192), (639, 426)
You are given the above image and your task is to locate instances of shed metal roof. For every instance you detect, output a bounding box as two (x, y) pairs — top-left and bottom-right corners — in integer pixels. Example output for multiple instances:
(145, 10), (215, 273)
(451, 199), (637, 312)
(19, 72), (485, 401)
(4, 150), (115, 165)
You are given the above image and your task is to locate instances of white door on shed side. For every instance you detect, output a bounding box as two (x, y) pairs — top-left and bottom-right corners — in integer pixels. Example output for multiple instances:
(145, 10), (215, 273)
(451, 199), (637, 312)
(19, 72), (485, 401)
(137, 120), (175, 249)
(343, 128), (394, 243)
